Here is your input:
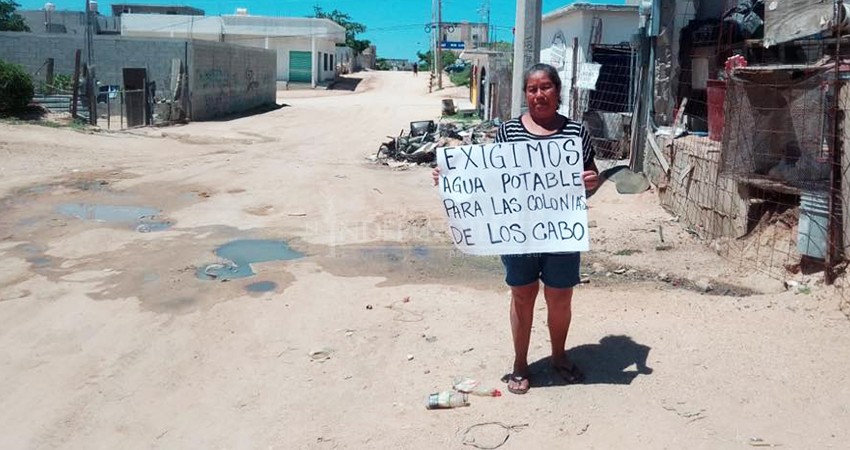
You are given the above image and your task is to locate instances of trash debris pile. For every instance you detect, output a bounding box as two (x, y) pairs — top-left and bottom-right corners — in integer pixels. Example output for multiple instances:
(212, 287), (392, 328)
(372, 119), (501, 165)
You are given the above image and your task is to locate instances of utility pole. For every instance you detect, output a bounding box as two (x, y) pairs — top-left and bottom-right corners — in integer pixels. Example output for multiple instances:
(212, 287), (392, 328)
(511, 0), (542, 117)
(84, 0), (97, 125)
(478, 0), (491, 47)
(84, 0), (94, 65)
(487, 3), (491, 44)
(483, 0), (491, 45)
(437, 0), (443, 89)
(431, 0), (437, 78)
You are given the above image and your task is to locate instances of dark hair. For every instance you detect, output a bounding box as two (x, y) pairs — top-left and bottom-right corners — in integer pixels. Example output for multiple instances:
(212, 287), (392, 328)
(523, 63), (562, 94)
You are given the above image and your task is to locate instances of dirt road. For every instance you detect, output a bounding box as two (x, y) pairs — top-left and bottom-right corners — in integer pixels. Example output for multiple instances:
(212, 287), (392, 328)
(1, 71), (849, 449)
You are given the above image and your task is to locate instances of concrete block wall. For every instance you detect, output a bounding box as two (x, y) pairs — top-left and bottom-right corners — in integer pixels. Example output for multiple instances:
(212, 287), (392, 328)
(0, 32), (275, 121)
(0, 32), (186, 97)
(95, 37), (187, 96)
(188, 40), (276, 120)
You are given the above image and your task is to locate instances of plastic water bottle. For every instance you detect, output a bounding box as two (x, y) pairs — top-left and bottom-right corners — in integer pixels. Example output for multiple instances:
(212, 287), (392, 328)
(425, 391), (469, 409)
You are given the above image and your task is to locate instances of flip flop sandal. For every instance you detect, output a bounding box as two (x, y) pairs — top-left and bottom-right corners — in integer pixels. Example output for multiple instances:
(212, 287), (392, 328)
(507, 374), (530, 395)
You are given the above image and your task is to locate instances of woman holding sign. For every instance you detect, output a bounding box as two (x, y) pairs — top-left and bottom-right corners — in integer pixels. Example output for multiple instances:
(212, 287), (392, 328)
(433, 63), (599, 394)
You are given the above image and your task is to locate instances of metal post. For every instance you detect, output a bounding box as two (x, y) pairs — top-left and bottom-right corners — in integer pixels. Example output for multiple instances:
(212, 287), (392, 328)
(511, 0), (542, 117)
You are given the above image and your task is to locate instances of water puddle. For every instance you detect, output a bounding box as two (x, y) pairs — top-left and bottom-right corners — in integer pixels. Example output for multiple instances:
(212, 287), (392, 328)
(246, 281), (278, 293)
(14, 243), (57, 270)
(143, 272), (160, 284)
(56, 203), (172, 232)
(313, 244), (504, 289)
(27, 256), (52, 268)
(197, 239), (303, 281)
(311, 244), (758, 296)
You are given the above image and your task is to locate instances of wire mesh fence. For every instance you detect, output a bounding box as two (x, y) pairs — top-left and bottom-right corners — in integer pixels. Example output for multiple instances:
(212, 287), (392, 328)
(619, 0), (850, 309)
(572, 44), (639, 161)
(566, 1), (848, 309)
(27, 57), (85, 124)
(23, 54), (183, 130)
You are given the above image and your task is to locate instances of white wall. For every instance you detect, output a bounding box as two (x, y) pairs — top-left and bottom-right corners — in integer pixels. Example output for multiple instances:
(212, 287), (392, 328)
(123, 14), (342, 83)
(122, 14), (223, 41)
(542, 10), (638, 53)
(542, 13), (585, 116)
(542, 9), (639, 115)
(596, 11), (641, 46)
(222, 35), (338, 82)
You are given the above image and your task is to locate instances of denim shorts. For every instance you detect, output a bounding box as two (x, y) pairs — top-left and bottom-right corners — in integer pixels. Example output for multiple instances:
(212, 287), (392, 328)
(500, 252), (581, 289)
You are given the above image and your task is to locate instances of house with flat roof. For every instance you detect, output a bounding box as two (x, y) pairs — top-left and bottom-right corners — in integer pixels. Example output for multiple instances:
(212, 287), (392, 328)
(541, 2), (641, 119)
(121, 12), (346, 84)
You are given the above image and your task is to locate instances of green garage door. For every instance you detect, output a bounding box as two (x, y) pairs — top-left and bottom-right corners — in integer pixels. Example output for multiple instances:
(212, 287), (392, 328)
(289, 51), (312, 82)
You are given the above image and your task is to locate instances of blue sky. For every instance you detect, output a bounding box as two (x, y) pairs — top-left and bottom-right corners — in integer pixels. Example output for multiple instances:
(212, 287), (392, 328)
(17, 0), (627, 59)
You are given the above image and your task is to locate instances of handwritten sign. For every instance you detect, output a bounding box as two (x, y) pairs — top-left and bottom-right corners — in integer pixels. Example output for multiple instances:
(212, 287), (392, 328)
(576, 63), (602, 91)
(437, 138), (589, 256)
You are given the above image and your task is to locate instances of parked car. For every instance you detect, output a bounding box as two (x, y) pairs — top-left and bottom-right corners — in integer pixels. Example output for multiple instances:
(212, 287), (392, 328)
(444, 60), (470, 74)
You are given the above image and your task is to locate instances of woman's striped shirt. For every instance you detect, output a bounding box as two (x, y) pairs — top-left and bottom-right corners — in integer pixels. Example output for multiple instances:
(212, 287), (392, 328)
(496, 115), (596, 169)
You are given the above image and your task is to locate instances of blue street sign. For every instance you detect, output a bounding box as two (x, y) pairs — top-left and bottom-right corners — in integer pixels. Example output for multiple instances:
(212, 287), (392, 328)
(440, 41), (465, 50)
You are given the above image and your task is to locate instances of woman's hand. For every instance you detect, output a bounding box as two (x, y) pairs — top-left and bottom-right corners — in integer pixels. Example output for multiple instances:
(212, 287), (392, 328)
(432, 166), (441, 186)
(582, 170), (599, 191)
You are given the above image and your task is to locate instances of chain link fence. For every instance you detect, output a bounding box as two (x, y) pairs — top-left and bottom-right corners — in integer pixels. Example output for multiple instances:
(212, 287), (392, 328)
(25, 53), (184, 130)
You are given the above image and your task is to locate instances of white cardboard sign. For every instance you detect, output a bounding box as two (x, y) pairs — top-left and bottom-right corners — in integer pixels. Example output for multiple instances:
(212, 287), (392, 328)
(576, 63), (602, 91)
(437, 138), (589, 256)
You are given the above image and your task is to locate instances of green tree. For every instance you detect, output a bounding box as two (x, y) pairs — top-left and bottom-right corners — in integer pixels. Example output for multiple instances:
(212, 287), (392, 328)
(449, 66), (471, 87)
(312, 6), (371, 55)
(416, 50), (431, 71)
(416, 50), (458, 72)
(375, 58), (391, 71)
(0, 0), (29, 32)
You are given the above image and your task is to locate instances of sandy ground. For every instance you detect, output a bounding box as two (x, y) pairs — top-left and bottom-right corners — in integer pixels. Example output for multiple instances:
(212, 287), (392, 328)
(1, 71), (849, 449)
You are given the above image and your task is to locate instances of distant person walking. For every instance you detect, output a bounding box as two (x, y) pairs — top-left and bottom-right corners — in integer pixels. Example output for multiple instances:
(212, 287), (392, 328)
(412, 63), (419, 76)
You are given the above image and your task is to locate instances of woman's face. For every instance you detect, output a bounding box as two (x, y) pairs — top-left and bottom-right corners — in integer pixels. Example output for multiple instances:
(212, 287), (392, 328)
(525, 70), (560, 118)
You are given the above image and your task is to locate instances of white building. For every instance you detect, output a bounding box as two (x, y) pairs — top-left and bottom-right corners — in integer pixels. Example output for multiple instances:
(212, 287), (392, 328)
(440, 21), (489, 53)
(541, 3), (640, 115)
(121, 13), (346, 85)
(121, 14), (223, 40)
